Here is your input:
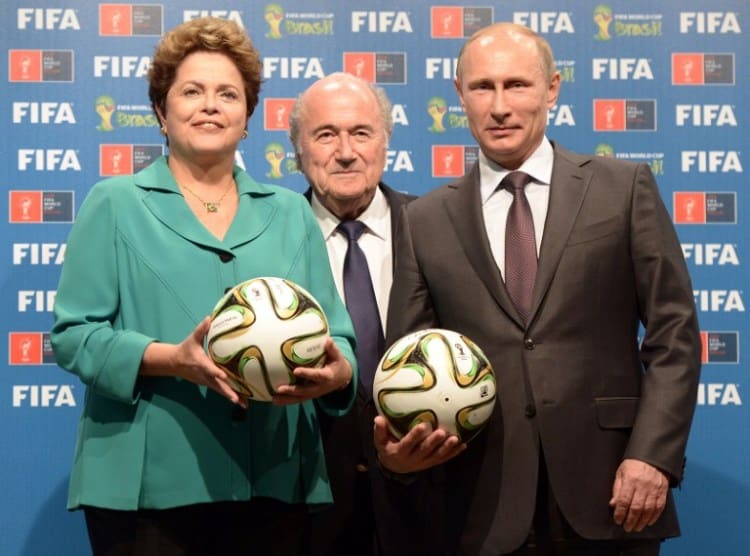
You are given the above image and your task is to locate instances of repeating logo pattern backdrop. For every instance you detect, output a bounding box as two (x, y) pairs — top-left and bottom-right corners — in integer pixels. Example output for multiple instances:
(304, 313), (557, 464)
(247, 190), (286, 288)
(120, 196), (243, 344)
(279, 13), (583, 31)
(1, 1), (746, 554)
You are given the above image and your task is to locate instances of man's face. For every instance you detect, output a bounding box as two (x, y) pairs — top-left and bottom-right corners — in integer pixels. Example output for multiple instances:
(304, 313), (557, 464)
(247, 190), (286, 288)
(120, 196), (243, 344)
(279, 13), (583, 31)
(297, 78), (387, 220)
(455, 29), (560, 169)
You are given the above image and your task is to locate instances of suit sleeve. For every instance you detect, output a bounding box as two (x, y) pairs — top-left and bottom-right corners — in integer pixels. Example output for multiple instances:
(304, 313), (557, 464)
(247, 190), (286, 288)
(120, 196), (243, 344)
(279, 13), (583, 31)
(385, 204), (441, 346)
(50, 182), (153, 404)
(625, 163), (702, 485)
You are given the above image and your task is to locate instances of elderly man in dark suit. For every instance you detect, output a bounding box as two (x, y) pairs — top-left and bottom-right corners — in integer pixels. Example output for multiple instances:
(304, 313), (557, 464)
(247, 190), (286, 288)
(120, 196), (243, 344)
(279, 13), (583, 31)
(375, 23), (701, 556)
(290, 73), (421, 556)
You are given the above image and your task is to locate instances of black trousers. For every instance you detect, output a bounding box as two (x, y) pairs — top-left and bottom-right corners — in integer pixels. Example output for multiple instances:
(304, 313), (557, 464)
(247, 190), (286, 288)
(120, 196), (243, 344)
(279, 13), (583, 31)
(83, 498), (307, 556)
(507, 456), (661, 556)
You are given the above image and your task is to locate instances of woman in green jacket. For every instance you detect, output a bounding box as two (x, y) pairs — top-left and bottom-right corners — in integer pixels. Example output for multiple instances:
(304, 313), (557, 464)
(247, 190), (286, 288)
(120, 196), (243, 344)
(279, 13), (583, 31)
(51, 17), (357, 555)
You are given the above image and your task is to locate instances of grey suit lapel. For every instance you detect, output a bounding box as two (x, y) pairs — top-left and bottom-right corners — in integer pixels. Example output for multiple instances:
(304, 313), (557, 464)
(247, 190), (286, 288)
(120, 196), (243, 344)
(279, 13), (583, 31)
(305, 182), (413, 270)
(529, 146), (591, 322)
(380, 183), (412, 240)
(443, 165), (522, 326)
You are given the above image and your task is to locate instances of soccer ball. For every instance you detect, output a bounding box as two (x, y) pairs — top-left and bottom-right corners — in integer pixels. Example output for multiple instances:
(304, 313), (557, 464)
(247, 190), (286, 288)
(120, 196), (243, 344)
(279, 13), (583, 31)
(373, 328), (496, 442)
(206, 277), (329, 401)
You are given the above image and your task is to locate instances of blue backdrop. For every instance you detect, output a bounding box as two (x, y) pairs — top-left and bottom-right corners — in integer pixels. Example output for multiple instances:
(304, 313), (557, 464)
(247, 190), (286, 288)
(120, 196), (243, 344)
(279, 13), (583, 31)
(2, 1), (747, 554)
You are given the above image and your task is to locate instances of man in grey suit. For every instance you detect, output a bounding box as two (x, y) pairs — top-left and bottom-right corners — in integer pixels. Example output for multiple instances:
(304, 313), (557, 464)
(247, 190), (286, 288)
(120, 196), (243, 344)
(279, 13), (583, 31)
(375, 23), (701, 555)
(290, 73), (421, 556)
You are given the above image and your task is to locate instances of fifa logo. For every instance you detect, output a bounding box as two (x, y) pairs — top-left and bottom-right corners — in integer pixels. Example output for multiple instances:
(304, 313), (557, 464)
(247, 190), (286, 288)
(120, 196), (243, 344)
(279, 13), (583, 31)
(263, 99), (294, 131)
(351, 56), (367, 78)
(110, 8), (123, 33)
(95, 95), (116, 131)
(603, 104), (616, 128)
(19, 196), (33, 220)
(683, 197), (697, 221)
(265, 3), (284, 39)
(441, 151), (455, 174)
(274, 104), (287, 127)
(427, 97), (447, 133)
(440, 12), (454, 34)
(19, 55), (33, 79)
(593, 4), (613, 40)
(20, 338), (33, 362)
(681, 58), (695, 82)
(265, 143), (285, 179)
(111, 149), (123, 174)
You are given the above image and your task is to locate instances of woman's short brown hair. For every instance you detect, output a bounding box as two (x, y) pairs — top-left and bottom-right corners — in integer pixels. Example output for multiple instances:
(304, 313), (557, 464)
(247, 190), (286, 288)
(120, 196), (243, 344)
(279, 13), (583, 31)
(148, 17), (262, 121)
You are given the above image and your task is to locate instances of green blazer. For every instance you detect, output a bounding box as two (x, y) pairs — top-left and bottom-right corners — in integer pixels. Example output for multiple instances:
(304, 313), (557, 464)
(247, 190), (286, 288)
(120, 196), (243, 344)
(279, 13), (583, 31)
(51, 156), (357, 511)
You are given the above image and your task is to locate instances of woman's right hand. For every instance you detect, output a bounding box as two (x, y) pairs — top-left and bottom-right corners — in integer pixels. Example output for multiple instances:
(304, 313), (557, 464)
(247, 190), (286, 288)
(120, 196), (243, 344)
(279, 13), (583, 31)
(140, 316), (247, 408)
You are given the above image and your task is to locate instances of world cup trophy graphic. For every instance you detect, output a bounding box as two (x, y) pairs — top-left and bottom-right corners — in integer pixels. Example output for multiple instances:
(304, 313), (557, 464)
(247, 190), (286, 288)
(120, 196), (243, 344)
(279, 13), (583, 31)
(427, 97), (448, 133)
(593, 4), (613, 41)
(265, 142), (285, 179)
(265, 4), (284, 39)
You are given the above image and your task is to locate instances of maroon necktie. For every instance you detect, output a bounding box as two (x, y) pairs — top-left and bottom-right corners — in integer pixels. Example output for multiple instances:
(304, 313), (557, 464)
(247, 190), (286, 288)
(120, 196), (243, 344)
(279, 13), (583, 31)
(503, 171), (536, 324)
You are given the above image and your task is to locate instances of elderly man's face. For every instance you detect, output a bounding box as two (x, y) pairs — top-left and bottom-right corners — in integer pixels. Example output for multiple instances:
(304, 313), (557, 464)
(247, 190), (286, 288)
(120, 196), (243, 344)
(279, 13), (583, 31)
(297, 78), (387, 220)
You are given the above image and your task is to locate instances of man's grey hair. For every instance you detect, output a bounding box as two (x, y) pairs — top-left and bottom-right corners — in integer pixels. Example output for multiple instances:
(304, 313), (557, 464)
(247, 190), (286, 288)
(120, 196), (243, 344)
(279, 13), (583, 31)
(288, 72), (393, 155)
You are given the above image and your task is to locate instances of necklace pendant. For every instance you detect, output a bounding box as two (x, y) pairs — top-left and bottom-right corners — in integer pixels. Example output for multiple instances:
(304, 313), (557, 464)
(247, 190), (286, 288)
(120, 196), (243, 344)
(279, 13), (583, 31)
(205, 202), (219, 213)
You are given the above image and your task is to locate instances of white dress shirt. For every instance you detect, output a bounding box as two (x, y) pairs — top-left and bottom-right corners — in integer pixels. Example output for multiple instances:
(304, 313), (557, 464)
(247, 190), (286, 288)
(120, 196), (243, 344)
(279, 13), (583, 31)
(310, 186), (393, 333)
(480, 138), (554, 279)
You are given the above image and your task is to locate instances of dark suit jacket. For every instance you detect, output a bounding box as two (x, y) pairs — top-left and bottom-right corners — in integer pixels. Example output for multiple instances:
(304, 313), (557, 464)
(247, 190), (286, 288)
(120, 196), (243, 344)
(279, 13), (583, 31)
(303, 183), (426, 556)
(386, 144), (702, 556)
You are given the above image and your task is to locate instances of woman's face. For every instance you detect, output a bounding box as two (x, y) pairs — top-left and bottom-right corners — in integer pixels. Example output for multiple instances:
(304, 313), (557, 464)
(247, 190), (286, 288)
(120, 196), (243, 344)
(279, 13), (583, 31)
(158, 51), (247, 165)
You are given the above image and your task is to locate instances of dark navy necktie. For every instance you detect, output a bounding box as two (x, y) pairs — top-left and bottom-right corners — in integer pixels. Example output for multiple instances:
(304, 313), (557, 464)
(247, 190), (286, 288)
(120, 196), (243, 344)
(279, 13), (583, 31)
(338, 220), (385, 396)
(502, 171), (536, 325)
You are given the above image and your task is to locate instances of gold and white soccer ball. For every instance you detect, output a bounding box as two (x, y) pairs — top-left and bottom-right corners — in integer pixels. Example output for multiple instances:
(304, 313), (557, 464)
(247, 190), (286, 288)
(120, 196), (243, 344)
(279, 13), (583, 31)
(207, 277), (329, 401)
(373, 328), (496, 442)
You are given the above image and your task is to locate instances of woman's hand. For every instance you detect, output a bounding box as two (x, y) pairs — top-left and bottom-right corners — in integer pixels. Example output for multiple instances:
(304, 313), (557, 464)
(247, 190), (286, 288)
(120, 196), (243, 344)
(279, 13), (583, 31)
(140, 316), (247, 407)
(272, 337), (353, 404)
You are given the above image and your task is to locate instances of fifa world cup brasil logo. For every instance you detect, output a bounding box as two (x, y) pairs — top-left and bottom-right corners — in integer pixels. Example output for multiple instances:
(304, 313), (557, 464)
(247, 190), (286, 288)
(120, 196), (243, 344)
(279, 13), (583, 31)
(593, 4), (613, 41)
(265, 143), (285, 179)
(594, 143), (615, 158)
(95, 95), (116, 131)
(427, 97), (447, 133)
(265, 3), (284, 39)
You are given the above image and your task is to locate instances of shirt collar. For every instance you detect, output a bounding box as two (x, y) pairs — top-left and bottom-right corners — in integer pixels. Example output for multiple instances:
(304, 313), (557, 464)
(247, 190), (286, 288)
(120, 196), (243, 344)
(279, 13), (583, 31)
(311, 184), (389, 241)
(479, 137), (554, 203)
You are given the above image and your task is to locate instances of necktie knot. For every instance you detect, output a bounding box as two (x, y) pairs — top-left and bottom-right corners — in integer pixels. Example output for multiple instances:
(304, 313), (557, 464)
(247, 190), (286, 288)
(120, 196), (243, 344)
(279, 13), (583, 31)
(501, 171), (532, 194)
(338, 220), (367, 242)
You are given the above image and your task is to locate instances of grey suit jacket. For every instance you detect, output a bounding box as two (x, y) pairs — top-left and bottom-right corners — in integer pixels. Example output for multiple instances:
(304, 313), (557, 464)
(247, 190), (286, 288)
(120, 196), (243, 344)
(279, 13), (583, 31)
(386, 143), (701, 555)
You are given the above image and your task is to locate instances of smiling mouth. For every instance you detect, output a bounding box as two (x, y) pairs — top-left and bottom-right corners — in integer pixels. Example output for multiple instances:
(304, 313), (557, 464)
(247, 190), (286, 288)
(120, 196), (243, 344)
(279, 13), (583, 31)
(195, 122), (223, 129)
